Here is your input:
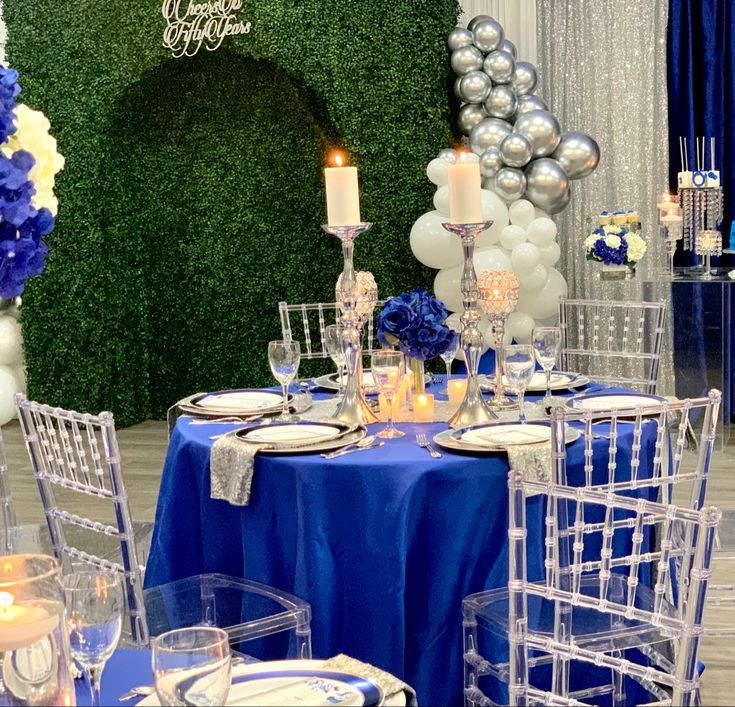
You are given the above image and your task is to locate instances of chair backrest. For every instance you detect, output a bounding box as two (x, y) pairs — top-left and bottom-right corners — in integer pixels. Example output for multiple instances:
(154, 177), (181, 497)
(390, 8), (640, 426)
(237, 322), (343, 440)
(0, 428), (18, 553)
(278, 300), (387, 360)
(507, 395), (721, 707)
(14, 394), (148, 645)
(558, 298), (667, 394)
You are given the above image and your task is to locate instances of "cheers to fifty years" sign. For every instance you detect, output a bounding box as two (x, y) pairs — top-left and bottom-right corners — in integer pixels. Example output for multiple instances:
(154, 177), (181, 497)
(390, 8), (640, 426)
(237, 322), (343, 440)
(162, 0), (252, 58)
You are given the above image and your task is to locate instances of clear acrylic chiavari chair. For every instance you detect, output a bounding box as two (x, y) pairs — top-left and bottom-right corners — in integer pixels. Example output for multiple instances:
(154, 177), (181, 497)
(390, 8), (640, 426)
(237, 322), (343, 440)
(558, 298), (667, 394)
(15, 394), (313, 656)
(463, 392), (721, 707)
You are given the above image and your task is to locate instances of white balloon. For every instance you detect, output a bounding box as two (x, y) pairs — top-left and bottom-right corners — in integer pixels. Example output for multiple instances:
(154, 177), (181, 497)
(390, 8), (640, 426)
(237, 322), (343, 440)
(434, 266), (464, 313)
(516, 267), (568, 319)
(517, 263), (548, 291)
(499, 224), (526, 250)
(10, 360), (26, 394)
(525, 217), (558, 245)
(508, 199), (536, 229)
(474, 246), (512, 274)
(511, 242), (541, 273)
(426, 158), (450, 186)
(506, 311), (536, 343)
(0, 316), (22, 365)
(445, 313), (462, 333)
(0, 365), (19, 426)
(534, 207), (551, 220)
(476, 190), (509, 247)
(433, 185), (450, 215)
(484, 318), (513, 350)
(410, 210), (463, 270)
(538, 241), (561, 266)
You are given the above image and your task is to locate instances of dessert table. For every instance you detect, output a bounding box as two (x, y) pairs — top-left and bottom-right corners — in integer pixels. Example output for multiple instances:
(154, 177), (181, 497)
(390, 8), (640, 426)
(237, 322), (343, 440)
(144, 381), (659, 705)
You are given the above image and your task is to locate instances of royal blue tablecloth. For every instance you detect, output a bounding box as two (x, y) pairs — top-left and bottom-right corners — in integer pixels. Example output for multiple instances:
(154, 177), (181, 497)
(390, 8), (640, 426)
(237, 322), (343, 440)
(75, 648), (152, 705)
(144, 383), (657, 705)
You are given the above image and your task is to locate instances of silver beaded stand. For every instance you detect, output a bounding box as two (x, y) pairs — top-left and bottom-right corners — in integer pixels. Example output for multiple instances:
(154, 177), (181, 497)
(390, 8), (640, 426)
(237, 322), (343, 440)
(322, 223), (378, 426)
(441, 221), (496, 428)
(679, 186), (723, 271)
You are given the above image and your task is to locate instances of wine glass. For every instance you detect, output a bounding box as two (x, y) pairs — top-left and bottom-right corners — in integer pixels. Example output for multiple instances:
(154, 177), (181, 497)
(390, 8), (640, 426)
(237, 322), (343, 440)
(502, 345), (536, 422)
(268, 340), (301, 421)
(153, 626), (232, 707)
(325, 324), (346, 395)
(371, 350), (405, 439)
(532, 327), (562, 399)
(63, 571), (124, 707)
(439, 331), (460, 395)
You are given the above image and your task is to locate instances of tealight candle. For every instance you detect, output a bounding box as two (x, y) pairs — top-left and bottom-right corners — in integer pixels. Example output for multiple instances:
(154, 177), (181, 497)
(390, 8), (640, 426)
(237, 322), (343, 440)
(0, 591), (59, 651)
(412, 393), (435, 423)
(448, 153), (482, 224)
(378, 393), (403, 423)
(325, 152), (361, 227)
(447, 378), (468, 404)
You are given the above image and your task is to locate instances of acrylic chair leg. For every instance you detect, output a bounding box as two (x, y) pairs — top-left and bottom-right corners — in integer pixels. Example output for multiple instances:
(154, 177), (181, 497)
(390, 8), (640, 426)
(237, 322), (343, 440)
(611, 650), (625, 706)
(463, 614), (480, 707)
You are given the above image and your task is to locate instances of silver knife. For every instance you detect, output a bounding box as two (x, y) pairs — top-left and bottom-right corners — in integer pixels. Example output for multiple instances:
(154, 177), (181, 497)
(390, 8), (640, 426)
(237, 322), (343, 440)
(322, 441), (384, 458)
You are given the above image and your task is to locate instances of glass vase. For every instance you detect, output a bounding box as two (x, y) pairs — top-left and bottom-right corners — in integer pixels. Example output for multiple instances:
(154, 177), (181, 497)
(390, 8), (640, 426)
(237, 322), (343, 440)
(0, 554), (76, 706)
(408, 357), (425, 395)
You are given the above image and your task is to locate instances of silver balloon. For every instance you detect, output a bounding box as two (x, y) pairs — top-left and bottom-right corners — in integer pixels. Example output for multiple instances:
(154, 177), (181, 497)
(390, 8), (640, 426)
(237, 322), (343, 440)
(484, 84), (517, 120)
(459, 70), (492, 103)
(454, 77), (463, 101)
(472, 18), (504, 53)
(494, 167), (527, 202)
(479, 147), (504, 178)
(482, 50), (515, 84)
(448, 27), (474, 51)
(451, 45), (484, 76)
(551, 131), (601, 179)
(500, 38), (517, 58)
(516, 95), (548, 115)
(468, 14), (493, 31)
(512, 61), (538, 96)
(499, 133), (533, 168)
(513, 110), (561, 157)
(524, 158), (570, 213)
(438, 148), (458, 164)
(458, 103), (488, 135)
(469, 117), (513, 154)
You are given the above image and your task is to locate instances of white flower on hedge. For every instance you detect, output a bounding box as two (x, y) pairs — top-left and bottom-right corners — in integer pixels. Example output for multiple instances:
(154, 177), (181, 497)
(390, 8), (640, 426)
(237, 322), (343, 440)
(604, 234), (622, 249)
(604, 225), (622, 236)
(2, 104), (65, 215)
(624, 233), (647, 262)
(584, 234), (598, 251)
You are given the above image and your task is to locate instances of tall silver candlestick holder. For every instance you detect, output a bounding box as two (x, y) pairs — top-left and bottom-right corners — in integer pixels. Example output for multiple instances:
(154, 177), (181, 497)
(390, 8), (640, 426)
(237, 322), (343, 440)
(323, 223), (378, 426)
(441, 220), (496, 428)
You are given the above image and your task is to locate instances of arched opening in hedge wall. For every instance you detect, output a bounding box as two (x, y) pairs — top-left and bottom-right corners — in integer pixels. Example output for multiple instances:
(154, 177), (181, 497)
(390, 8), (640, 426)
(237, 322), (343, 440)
(6, 0), (459, 425)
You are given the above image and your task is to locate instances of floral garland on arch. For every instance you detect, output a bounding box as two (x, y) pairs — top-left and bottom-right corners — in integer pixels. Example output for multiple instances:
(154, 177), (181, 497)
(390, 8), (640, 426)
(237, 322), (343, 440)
(0, 65), (64, 299)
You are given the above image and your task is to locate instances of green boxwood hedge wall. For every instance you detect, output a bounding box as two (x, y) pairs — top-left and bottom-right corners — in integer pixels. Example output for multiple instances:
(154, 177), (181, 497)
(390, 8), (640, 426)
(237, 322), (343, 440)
(6, 0), (459, 425)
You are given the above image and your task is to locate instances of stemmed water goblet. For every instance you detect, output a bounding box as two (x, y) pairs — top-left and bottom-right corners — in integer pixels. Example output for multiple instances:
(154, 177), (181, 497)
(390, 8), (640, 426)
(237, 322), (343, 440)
(325, 324), (346, 395)
(502, 345), (536, 423)
(532, 326), (562, 399)
(371, 350), (405, 439)
(439, 330), (460, 395)
(153, 626), (232, 706)
(63, 571), (124, 707)
(268, 340), (301, 421)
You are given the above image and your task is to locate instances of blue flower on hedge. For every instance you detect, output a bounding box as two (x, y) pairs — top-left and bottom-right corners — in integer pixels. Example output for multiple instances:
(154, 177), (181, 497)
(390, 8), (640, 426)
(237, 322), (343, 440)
(593, 236), (628, 265)
(0, 65), (20, 144)
(377, 289), (455, 361)
(0, 234), (48, 298)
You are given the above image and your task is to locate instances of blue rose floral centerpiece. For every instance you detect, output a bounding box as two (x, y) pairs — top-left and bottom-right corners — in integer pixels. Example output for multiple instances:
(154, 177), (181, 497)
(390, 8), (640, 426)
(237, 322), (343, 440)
(377, 289), (457, 393)
(0, 65), (64, 300)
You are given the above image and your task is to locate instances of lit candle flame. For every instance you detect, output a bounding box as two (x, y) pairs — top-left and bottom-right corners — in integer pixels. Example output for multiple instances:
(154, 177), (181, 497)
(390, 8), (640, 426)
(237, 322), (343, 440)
(332, 152), (344, 168)
(0, 592), (14, 614)
(458, 151), (468, 163)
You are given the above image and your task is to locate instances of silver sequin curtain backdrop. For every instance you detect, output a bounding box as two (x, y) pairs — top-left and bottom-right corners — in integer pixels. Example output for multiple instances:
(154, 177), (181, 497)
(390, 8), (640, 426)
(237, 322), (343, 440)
(537, 0), (674, 395)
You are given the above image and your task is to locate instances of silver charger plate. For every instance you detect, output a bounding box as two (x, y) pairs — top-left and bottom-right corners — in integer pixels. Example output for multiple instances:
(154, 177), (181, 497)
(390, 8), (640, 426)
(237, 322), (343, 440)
(566, 392), (665, 413)
(433, 421), (580, 454)
(314, 369), (432, 394)
(480, 371), (590, 393)
(177, 388), (297, 419)
(234, 422), (366, 455)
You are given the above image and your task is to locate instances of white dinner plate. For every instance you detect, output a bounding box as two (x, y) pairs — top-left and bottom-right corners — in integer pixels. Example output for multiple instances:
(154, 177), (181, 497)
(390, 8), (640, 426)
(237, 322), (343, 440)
(481, 371), (589, 392)
(136, 659), (405, 706)
(567, 393), (665, 412)
(241, 422), (346, 445)
(234, 425), (366, 455)
(434, 422), (580, 454)
(194, 390), (285, 412)
(314, 369), (431, 393)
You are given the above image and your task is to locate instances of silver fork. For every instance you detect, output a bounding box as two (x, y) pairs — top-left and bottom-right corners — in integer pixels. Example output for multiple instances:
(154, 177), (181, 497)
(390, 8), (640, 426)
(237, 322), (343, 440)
(416, 432), (441, 458)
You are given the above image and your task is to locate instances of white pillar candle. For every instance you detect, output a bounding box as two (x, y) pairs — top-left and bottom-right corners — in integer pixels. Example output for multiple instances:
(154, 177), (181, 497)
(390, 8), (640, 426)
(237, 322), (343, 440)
(325, 153), (361, 227)
(448, 155), (482, 224)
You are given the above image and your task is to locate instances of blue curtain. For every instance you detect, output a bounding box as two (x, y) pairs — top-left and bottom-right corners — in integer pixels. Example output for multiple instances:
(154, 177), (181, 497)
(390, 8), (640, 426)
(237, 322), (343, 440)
(668, 0), (735, 245)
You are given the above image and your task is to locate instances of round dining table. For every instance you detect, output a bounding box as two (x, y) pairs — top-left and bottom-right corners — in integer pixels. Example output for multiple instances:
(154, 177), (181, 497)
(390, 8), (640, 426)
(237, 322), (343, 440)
(144, 380), (658, 705)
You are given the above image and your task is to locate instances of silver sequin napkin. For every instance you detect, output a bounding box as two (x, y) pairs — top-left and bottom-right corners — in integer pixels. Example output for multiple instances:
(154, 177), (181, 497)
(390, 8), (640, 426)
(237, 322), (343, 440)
(210, 432), (262, 506)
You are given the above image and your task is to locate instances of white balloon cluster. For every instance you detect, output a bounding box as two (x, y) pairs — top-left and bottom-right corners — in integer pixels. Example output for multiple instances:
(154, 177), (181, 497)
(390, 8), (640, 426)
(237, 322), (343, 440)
(449, 15), (599, 215)
(0, 300), (25, 426)
(411, 149), (568, 354)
